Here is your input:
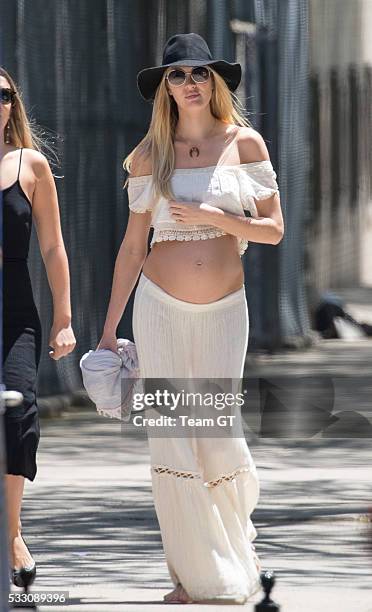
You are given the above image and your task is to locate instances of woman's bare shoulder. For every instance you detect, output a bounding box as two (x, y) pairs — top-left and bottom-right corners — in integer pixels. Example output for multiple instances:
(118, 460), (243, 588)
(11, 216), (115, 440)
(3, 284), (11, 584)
(236, 126), (270, 163)
(129, 148), (152, 177)
(22, 148), (52, 179)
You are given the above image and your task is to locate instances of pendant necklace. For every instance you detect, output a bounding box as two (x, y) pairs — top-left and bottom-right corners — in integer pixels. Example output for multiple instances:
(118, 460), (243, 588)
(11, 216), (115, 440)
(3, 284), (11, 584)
(189, 146), (200, 159)
(180, 118), (217, 158)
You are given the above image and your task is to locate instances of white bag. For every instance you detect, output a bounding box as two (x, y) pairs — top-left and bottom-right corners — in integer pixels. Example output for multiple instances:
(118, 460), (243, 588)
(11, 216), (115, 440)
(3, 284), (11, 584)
(79, 338), (144, 421)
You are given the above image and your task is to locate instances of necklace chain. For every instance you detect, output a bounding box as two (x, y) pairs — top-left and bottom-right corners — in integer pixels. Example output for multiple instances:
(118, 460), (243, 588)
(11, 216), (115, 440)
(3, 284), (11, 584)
(176, 118), (218, 159)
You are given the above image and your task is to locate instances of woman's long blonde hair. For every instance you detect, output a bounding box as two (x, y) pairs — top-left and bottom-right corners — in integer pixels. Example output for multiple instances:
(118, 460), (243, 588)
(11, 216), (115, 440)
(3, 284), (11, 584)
(1, 67), (59, 166)
(123, 67), (252, 199)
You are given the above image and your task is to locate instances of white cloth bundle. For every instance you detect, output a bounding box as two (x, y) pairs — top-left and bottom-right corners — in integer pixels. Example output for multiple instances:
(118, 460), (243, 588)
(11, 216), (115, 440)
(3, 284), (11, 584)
(79, 338), (144, 421)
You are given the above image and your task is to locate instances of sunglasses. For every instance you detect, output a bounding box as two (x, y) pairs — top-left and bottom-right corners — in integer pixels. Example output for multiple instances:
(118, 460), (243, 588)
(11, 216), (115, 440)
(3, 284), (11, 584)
(1, 87), (16, 105)
(166, 66), (211, 87)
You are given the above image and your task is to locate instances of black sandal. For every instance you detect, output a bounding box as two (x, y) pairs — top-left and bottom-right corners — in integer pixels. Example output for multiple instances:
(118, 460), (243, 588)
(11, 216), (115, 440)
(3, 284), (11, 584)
(10, 536), (36, 588)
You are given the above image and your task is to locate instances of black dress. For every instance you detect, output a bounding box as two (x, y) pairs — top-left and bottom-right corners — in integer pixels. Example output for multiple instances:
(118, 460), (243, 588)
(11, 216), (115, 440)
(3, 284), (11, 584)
(2, 148), (42, 481)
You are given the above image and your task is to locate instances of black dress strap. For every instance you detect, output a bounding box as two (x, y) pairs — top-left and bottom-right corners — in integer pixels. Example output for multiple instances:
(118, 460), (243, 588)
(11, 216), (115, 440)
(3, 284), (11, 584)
(17, 148), (23, 181)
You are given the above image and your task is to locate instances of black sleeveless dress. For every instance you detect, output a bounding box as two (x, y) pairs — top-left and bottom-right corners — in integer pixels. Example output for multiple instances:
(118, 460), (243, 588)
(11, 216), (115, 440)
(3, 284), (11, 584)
(2, 148), (42, 481)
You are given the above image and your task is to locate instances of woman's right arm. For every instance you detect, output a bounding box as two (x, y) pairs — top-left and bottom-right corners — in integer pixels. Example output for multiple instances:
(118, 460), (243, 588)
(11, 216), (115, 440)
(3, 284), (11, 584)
(97, 153), (152, 352)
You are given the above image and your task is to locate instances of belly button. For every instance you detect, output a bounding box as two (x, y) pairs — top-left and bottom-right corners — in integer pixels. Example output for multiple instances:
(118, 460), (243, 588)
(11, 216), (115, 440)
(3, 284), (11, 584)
(195, 260), (203, 266)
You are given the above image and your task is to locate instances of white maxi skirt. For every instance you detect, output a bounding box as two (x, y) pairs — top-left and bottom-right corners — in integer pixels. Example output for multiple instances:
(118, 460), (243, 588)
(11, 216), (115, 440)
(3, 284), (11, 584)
(132, 271), (261, 601)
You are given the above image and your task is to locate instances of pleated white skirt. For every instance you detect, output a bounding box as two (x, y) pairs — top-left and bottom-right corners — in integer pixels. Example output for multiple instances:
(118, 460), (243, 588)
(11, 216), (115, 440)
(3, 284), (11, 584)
(132, 271), (261, 601)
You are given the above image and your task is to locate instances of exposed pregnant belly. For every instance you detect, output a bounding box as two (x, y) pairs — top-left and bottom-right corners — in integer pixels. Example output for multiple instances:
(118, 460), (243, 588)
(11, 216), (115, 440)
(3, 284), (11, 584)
(142, 235), (244, 303)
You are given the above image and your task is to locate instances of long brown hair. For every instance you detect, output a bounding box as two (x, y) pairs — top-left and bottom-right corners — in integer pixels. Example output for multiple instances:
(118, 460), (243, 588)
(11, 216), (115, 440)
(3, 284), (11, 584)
(1, 67), (59, 166)
(123, 67), (252, 200)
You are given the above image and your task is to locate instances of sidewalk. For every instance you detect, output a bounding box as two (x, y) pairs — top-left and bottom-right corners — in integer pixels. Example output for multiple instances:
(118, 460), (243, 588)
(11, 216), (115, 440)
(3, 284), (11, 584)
(17, 381), (372, 611)
(14, 304), (372, 611)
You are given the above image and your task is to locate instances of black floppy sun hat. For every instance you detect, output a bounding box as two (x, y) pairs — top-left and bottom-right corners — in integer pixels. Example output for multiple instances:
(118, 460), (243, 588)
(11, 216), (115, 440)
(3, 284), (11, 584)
(137, 32), (242, 101)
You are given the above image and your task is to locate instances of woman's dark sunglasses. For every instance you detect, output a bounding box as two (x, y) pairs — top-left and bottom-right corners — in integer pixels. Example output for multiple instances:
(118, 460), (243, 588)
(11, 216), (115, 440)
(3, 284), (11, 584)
(1, 87), (16, 105)
(166, 66), (211, 87)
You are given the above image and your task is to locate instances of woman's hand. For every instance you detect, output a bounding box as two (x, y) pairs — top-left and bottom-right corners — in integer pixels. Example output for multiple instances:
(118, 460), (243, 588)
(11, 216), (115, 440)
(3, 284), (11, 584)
(48, 323), (76, 360)
(168, 200), (221, 225)
(96, 333), (118, 353)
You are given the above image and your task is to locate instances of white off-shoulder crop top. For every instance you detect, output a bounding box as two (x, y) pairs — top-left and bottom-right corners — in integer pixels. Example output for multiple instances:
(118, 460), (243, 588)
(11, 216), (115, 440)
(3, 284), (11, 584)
(127, 160), (279, 257)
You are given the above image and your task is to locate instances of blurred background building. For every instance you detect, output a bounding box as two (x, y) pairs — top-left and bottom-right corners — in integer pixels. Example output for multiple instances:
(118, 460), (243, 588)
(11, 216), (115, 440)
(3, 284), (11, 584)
(308, 0), (372, 300)
(0, 0), (371, 399)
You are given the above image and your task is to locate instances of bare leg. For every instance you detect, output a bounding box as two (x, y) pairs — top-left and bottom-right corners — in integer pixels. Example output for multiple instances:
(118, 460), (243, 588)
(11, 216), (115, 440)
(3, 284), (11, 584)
(5, 475), (34, 569)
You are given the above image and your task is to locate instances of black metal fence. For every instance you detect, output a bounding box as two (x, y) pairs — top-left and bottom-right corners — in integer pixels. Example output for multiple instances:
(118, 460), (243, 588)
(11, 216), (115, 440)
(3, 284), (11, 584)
(1, 0), (311, 397)
(307, 0), (372, 310)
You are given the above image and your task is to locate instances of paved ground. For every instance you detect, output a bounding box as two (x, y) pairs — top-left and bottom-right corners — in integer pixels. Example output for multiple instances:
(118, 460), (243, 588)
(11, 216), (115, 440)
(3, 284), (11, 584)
(8, 289), (372, 611)
(14, 409), (372, 612)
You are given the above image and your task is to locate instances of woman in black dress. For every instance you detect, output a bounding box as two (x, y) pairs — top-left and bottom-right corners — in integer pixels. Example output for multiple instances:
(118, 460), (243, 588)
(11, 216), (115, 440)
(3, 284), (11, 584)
(1, 67), (76, 586)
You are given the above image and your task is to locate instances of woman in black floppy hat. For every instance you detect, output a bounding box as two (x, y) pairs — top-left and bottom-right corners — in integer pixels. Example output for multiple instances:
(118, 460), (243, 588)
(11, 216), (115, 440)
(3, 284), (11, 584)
(98, 33), (284, 604)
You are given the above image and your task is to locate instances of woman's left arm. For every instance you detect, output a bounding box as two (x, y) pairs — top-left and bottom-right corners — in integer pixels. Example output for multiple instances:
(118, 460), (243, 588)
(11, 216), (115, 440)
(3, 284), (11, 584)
(31, 152), (76, 360)
(169, 129), (285, 245)
(209, 208), (283, 248)
(212, 129), (284, 245)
